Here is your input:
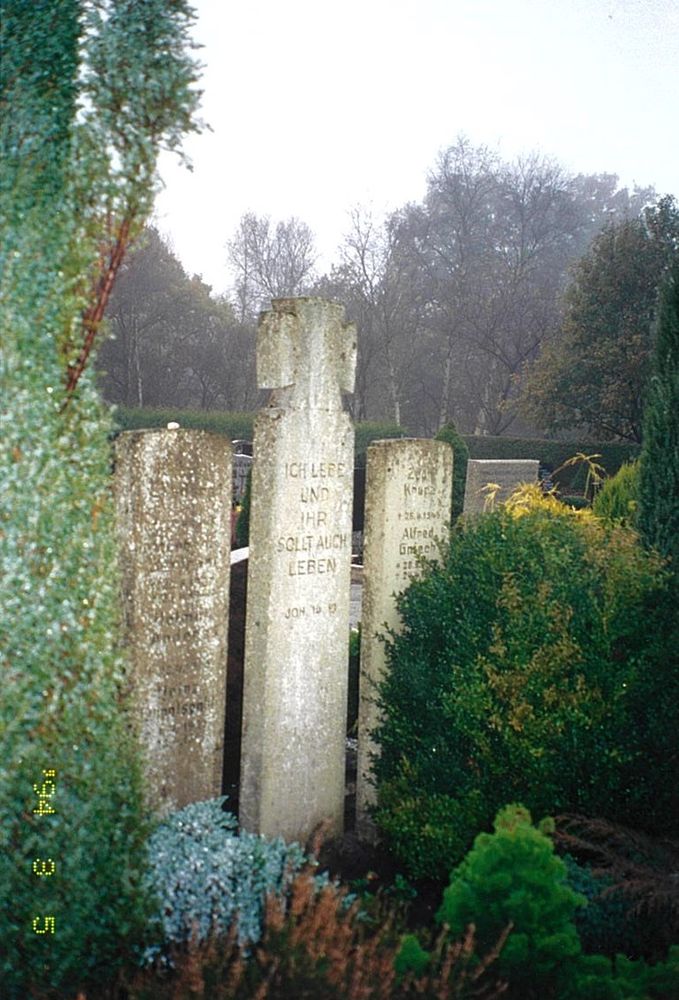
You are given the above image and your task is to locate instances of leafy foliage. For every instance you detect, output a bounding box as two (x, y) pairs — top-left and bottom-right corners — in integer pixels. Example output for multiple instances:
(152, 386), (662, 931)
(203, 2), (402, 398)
(430, 805), (679, 1000)
(437, 805), (583, 997)
(129, 860), (507, 999)
(520, 197), (679, 441)
(372, 488), (676, 880)
(591, 461), (640, 527)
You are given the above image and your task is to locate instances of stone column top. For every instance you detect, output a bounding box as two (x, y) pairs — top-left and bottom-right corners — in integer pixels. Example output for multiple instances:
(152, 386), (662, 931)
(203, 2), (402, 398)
(257, 297), (357, 411)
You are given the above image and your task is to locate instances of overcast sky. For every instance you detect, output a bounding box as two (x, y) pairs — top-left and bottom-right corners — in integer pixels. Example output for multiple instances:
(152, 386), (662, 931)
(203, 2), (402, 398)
(153, 0), (679, 297)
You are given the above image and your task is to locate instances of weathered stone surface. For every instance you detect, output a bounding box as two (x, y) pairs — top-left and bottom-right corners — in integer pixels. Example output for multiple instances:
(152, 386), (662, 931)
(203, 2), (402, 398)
(356, 439), (452, 840)
(114, 428), (231, 815)
(240, 297), (356, 844)
(463, 458), (539, 513)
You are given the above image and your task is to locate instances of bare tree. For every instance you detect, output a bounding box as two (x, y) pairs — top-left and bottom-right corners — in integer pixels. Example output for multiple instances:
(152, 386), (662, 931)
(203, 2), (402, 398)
(226, 212), (317, 320)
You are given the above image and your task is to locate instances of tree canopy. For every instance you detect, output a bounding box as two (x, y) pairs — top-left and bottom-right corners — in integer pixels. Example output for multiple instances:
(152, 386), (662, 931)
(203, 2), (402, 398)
(519, 196), (679, 442)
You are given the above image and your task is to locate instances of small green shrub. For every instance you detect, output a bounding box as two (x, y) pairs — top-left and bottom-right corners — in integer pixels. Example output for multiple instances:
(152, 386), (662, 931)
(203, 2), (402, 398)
(142, 798), (306, 965)
(435, 421), (469, 521)
(395, 805), (679, 1000)
(373, 489), (676, 880)
(437, 805), (584, 997)
(592, 461), (640, 527)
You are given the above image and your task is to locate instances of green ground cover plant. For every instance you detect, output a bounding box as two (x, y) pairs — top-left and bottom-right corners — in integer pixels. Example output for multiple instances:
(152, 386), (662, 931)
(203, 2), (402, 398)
(372, 486), (677, 882)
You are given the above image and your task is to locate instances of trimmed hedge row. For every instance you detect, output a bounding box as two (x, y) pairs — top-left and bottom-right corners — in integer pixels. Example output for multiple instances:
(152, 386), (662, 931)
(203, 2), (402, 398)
(461, 435), (640, 491)
(113, 409), (639, 491)
(113, 407), (406, 465)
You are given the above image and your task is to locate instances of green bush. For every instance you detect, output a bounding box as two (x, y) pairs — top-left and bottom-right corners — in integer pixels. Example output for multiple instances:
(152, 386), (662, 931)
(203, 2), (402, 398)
(373, 490), (676, 881)
(591, 461), (640, 527)
(437, 805), (584, 997)
(435, 421), (469, 521)
(407, 805), (679, 1000)
(142, 798), (306, 964)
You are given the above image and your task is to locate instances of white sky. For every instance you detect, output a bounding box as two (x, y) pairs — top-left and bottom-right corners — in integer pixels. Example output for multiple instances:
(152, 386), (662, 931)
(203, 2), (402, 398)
(154, 0), (679, 297)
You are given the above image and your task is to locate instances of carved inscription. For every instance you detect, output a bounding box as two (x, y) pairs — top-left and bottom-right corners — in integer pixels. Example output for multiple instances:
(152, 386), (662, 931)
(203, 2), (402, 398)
(272, 459), (351, 591)
(393, 464), (449, 581)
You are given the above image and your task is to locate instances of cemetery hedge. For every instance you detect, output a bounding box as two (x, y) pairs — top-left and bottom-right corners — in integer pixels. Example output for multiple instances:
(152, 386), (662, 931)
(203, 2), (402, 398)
(372, 487), (679, 882)
(114, 407), (638, 493)
(460, 435), (640, 492)
(113, 406), (406, 464)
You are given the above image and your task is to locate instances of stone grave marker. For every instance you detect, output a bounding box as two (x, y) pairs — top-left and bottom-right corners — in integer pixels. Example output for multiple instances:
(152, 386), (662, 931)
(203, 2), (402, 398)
(356, 439), (452, 840)
(240, 297), (356, 843)
(463, 458), (539, 514)
(232, 452), (253, 502)
(114, 427), (232, 815)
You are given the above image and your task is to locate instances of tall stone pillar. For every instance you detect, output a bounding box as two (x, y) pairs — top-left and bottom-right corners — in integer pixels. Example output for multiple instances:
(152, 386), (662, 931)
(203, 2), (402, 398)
(356, 439), (452, 841)
(240, 298), (357, 844)
(114, 428), (231, 815)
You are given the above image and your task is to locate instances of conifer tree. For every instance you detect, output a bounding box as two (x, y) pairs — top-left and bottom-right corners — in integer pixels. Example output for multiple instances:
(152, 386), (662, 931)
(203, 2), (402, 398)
(0, 2), (202, 994)
(638, 256), (679, 571)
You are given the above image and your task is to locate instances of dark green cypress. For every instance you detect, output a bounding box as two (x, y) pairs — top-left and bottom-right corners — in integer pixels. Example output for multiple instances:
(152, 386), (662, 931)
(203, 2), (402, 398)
(638, 256), (679, 571)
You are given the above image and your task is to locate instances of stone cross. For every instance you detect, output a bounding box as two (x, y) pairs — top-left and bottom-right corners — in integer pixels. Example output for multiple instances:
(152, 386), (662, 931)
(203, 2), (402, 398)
(356, 439), (452, 841)
(114, 428), (232, 815)
(239, 298), (357, 844)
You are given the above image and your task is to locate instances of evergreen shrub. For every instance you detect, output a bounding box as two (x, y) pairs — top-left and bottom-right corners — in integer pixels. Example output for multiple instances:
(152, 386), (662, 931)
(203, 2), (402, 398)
(114, 406), (256, 440)
(435, 421), (469, 520)
(638, 257), (679, 571)
(436, 805), (584, 997)
(428, 805), (679, 1000)
(372, 488), (676, 881)
(142, 799), (306, 964)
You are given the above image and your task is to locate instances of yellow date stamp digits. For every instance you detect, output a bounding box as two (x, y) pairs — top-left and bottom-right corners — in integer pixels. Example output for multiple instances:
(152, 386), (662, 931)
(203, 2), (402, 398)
(31, 768), (57, 937)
